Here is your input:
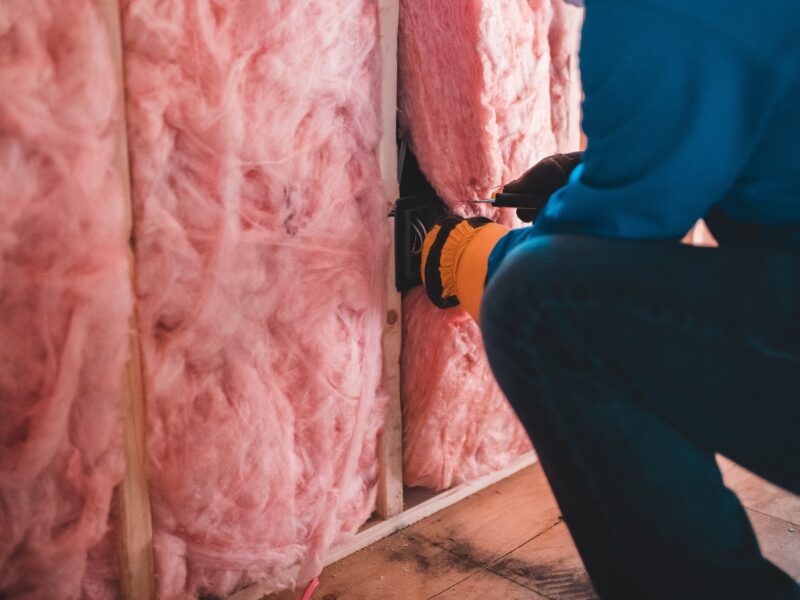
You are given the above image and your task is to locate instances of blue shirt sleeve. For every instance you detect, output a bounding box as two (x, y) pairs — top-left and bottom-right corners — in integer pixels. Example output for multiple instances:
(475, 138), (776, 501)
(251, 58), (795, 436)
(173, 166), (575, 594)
(488, 0), (781, 279)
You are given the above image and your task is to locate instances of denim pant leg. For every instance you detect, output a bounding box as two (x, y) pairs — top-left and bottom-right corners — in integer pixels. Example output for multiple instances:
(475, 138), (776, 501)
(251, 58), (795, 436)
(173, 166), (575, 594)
(480, 235), (800, 600)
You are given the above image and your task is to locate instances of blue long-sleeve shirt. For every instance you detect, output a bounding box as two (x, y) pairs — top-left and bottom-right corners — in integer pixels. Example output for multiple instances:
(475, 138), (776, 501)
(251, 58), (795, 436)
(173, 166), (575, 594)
(489, 0), (800, 278)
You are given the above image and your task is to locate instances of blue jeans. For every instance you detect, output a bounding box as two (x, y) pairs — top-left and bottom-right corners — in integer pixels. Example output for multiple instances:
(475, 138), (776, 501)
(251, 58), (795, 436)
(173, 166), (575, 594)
(480, 235), (800, 599)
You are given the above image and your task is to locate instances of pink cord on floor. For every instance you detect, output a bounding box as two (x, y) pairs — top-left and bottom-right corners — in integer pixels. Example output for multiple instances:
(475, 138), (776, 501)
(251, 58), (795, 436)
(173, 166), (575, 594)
(300, 578), (319, 600)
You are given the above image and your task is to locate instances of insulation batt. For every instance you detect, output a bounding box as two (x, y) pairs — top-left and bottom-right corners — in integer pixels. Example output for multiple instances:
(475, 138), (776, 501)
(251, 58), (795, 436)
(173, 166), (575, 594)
(122, 0), (387, 597)
(0, 1), (131, 598)
(399, 0), (583, 489)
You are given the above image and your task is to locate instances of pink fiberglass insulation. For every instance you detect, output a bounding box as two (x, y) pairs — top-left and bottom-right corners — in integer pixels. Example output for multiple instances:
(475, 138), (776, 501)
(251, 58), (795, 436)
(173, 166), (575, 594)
(0, 1), (131, 598)
(399, 0), (583, 489)
(122, 0), (387, 597)
(401, 291), (533, 489)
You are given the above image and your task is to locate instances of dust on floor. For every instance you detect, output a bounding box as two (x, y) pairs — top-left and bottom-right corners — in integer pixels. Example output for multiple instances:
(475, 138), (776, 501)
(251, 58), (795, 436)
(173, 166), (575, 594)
(270, 458), (800, 599)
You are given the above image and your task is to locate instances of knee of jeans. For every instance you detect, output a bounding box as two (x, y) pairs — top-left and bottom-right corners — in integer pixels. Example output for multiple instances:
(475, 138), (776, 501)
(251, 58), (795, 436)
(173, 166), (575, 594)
(480, 235), (565, 336)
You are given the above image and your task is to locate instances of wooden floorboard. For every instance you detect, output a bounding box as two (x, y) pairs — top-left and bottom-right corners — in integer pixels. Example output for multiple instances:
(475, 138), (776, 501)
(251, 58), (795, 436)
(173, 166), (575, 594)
(748, 510), (800, 581)
(724, 462), (800, 527)
(410, 463), (561, 566)
(270, 531), (482, 600)
(722, 458), (800, 581)
(323, 454), (536, 566)
(430, 568), (548, 599)
(267, 458), (800, 600)
(488, 521), (598, 600)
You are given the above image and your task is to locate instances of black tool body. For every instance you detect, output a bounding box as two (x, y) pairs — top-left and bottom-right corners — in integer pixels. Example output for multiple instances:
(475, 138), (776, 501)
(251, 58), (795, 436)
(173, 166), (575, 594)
(390, 144), (554, 292)
(391, 143), (447, 292)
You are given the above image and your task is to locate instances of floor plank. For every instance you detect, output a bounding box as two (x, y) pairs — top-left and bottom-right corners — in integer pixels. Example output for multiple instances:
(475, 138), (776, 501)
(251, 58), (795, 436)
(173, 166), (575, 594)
(725, 464), (800, 526)
(410, 463), (561, 565)
(716, 455), (739, 475)
(431, 568), (548, 599)
(267, 460), (800, 599)
(749, 510), (800, 581)
(488, 522), (598, 600)
(269, 531), (481, 600)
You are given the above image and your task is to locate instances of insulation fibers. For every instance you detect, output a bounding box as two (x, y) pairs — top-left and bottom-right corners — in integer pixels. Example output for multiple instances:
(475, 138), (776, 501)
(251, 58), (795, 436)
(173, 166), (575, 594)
(399, 0), (583, 489)
(0, 1), (131, 598)
(122, 0), (387, 596)
(402, 291), (533, 488)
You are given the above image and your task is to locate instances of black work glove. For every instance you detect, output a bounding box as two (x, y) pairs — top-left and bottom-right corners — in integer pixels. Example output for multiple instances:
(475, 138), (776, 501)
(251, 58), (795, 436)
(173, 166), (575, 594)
(503, 151), (583, 222)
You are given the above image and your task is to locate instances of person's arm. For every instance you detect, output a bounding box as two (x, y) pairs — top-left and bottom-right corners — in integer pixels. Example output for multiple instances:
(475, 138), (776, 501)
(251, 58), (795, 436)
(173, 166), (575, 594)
(420, 153), (582, 322)
(488, 0), (775, 276)
(422, 1), (775, 321)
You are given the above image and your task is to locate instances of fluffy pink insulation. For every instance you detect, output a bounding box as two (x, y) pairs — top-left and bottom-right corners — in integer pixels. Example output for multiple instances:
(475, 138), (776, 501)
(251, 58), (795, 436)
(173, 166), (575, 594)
(122, 1), (387, 597)
(0, 1), (131, 598)
(400, 0), (583, 489)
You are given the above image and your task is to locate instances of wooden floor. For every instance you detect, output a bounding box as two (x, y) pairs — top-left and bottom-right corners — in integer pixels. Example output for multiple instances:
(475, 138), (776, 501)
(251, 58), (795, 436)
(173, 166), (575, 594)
(270, 457), (800, 600)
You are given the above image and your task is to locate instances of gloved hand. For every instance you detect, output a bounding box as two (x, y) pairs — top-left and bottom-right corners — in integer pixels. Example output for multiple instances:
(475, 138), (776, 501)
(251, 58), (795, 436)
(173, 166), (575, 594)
(420, 214), (509, 322)
(503, 151), (583, 222)
(419, 152), (582, 321)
